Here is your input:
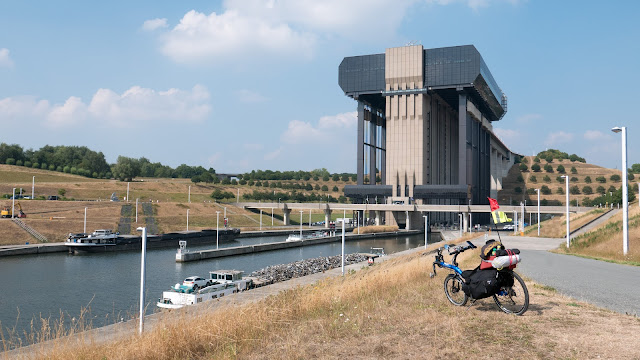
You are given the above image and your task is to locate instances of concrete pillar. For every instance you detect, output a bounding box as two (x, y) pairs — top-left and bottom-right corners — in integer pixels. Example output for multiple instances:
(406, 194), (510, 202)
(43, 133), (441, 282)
(283, 209), (291, 226)
(458, 93), (468, 186)
(369, 112), (377, 184)
(357, 101), (365, 185)
(375, 211), (381, 226)
(324, 209), (332, 229)
(405, 211), (410, 230)
(463, 211), (469, 233)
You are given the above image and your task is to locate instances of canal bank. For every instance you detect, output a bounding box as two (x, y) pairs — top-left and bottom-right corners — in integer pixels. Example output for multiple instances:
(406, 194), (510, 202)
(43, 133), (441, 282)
(176, 230), (424, 262)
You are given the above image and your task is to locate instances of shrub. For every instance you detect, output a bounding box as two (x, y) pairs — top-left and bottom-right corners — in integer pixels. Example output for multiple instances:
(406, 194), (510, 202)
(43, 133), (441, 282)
(526, 188), (536, 195)
(314, 184), (320, 190)
(519, 164), (528, 172)
(517, 174), (524, 182)
(541, 185), (551, 195)
(596, 186), (606, 194)
(570, 166), (577, 174)
(514, 186), (522, 193)
(543, 175), (551, 183)
(351, 175), (357, 182)
(323, 175), (330, 181)
(629, 173), (635, 181)
(321, 185), (329, 191)
(541, 199), (548, 206)
(332, 174), (339, 181)
(607, 185), (616, 193)
(534, 157), (541, 163)
(556, 176), (564, 183)
(521, 157), (529, 164)
(41, 163), (48, 169)
(5, 158), (15, 165)
(610, 174), (621, 182)
(332, 186), (338, 192)
(32, 162), (40, 169)
(529, 175), (537, 183)
(255, 181), (262, 186)
(556, 187), (564, 195)
(544, 164), (553, 173)
(531, 164), (541, 172)
(596, 176), (606, 183)
(49, 164), (55, 171)
(584, 176), (592, 183)
(248, 180), (255, 186)
(239, 179), (247, 185)
(570, 177), (578, 182)
(16, 160), (23, 166)
(582, 186), (593, 195)
(556, 165), (565, 173)
(569, 154), (586, 162)
(570, 186), (580, 195)
(58, 188), (66, 196)
(545, 155), (554, 163)
(313, 175), (319, 181)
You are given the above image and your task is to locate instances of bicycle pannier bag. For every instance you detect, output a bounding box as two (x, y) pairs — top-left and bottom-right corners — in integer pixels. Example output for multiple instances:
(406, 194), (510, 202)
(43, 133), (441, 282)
(465, 269), (500, 299)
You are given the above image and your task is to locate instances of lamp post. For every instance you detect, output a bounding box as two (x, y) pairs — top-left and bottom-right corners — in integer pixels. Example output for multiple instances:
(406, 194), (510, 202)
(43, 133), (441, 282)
(271, 208), (274, 226)
(186, 209), (189, 231)
(216, 211), (220, 249)
(299, 210), (303, 237)
(127, 182), (130, 203)
(535, 188), (540, 236)
(458, 213), (462, 237)
(136, 226), (147, 334)
(341, 210), (345, 276)
(423, 215), (429, 249)
(260, 209), (262, 230)
(12, 188), (15, 218)
(561, 175), (570, 248)
(612, 126), (629, 255)
(84, 207), (87, 233)
(32, 176), (34, 200)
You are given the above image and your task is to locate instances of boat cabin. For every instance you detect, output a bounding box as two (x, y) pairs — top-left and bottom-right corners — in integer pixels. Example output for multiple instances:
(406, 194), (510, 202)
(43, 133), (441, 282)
(209, 270), (244, 284)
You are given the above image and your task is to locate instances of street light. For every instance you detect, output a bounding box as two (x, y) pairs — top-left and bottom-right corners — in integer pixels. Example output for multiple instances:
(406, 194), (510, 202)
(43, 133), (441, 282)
(535, 188), (540, 236)
(12, 188), (15, 219)
(423, 215), (429, 249)
(561, 175), (570, 248)
(216, 211), (220, 249)
(136, 226), (147, 335)
(32, 176), (35, 200)
(612, 126), (629, 255)
(299, 210), (303, 237)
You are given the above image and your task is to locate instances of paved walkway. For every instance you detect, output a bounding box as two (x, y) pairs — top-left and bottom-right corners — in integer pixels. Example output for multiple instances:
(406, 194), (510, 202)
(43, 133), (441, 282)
(470, 235), (640, 316)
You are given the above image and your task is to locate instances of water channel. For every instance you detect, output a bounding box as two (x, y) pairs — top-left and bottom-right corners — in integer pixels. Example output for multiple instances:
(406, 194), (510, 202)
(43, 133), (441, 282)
(0, 232), (441, 341)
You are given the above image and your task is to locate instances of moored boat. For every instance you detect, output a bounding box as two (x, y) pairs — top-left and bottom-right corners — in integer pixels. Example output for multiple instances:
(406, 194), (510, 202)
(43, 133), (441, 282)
(157, 270), (252, 309)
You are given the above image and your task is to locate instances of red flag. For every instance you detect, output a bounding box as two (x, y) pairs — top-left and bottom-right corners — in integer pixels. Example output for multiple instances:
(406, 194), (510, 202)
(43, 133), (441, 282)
(487, 197), (500, 212)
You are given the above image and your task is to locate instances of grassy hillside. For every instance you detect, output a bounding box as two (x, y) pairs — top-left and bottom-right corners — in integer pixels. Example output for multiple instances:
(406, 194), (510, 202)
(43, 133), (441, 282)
(0, 165), (356, 245)
(498, 156), (638, 206)
(17, 244), (640, 359)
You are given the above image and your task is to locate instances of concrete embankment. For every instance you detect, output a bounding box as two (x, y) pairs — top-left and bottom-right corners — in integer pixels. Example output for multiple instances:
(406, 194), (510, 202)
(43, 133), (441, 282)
(0, 243), (67, 256)
(176, 230), (423, 262)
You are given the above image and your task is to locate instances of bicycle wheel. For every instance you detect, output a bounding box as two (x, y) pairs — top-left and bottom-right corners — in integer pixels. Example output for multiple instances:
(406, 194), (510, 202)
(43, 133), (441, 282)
(493, 271), (529, 315)
(444, 274), (468, 306)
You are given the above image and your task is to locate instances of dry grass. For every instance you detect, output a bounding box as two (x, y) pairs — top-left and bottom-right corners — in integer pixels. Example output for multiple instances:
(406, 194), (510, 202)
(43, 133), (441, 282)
(18, 246), (640, 359)
(523, 209), (608, 238)
(555, 206), (640, 264)
(353, 225), (399, 234)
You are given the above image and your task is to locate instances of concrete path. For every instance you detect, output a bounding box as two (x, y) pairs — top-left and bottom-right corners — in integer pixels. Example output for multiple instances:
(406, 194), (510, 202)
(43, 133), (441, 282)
(573, 208), (618, 236)
(470, 235), (640, 316)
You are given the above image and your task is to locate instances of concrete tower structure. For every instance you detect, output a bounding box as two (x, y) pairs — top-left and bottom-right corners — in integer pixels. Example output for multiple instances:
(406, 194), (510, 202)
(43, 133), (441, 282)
(339, 44), (516, 228)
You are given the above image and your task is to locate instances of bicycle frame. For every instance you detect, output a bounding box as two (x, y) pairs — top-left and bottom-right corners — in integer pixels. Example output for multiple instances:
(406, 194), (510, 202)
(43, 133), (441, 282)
(432, 248), (463, 276)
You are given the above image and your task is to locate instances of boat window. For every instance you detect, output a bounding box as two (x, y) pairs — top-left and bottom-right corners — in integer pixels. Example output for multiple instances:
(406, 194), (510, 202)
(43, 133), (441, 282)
(226, 275), (232, 281)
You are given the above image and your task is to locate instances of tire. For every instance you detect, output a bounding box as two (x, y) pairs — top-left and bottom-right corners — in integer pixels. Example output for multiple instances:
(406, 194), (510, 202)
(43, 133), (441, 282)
(444, 274), (468, 306)
(493, 271), (529, 315)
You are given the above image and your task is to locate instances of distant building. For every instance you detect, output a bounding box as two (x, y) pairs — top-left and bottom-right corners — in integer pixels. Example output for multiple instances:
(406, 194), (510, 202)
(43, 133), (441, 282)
(339, 44), (516, 227)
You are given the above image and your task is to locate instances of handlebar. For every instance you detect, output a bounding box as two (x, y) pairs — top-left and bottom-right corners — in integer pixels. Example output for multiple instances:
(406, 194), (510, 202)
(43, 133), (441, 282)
(430, 241), (477, 277)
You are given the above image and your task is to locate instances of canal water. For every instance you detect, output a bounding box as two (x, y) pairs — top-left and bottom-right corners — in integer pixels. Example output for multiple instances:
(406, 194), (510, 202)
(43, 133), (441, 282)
(0, 232), (440, 342)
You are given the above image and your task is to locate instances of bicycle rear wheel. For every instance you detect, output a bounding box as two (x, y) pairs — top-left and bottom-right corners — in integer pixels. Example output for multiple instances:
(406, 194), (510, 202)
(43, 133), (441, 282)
(493, 271), (529, 315)
(444, 274), (468, 306)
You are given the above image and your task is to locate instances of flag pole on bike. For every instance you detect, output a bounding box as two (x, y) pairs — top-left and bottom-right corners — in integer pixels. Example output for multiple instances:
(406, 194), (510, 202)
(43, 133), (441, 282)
(488, 197), (512, 244)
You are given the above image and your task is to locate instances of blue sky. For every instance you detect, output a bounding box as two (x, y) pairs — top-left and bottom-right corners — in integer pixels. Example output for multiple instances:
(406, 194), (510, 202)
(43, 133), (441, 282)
(0, 0), (638, 173)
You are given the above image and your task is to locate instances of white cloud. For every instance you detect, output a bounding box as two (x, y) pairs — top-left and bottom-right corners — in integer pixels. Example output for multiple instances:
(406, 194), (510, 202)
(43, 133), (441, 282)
(427, 0), (523, 9)
(493, 128), (520, 144)
(0, 48), (13, 67)
(158, 9), (315, 64)
(142, 18), (168, 31)
(236, 89), (268, 103)
(0, 85), (211, 128)
(282, 111), (356, 145)
(264, 147), (283, 161)
(545, 131), (574, 146)
(584, 130), (606, 141)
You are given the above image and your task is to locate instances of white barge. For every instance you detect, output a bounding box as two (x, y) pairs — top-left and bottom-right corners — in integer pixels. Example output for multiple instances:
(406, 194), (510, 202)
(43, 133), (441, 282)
(157, 270), (252, 309)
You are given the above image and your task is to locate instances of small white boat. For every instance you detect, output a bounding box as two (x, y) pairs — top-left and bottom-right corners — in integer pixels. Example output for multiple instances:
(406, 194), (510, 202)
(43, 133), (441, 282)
(157, 270), (252, 309)
(286, 231), (330, 242)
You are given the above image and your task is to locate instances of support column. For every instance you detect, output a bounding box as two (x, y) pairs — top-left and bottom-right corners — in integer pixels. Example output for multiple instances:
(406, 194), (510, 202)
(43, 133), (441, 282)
(381, 120), (387, 185)
(357, 101), (365, 185)
(463, 211), (469, 233)
(375, 211), (381, 226)
(369, 112), (377, 184)
(458, 93), (468, 187)
(283, 209), (291, 226)
(405, 211), (410, 230)
(324, 209), (332, 229)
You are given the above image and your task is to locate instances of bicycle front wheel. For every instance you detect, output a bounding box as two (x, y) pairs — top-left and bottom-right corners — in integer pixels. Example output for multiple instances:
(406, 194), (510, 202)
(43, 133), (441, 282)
(444, 274), (468, 306)
(493, 271), (529, 315)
